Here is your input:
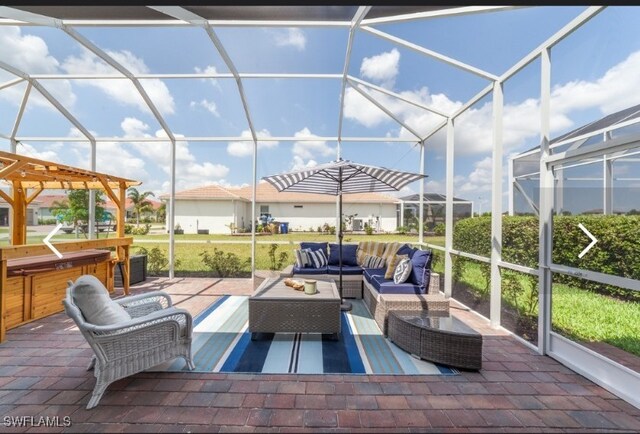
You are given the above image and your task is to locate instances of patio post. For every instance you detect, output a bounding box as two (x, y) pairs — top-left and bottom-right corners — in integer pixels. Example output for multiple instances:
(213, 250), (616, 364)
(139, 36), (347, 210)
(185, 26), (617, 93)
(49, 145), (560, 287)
(419, 140), (424, 244)
(444, 118), (454, 298)
(508, 157), (514, 216)
(603, 132), (613, 215)
(89, 139), (96, 239)
(490, 80), (503, 328)
(169, 139), (176, 280)
(251, 138), (257, 287)
(538, 47), (553, 354)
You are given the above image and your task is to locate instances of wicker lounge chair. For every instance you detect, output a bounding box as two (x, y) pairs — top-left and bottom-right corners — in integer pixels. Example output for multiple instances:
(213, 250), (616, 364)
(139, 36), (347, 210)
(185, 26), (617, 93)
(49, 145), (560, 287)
(63, 276), (194, 409)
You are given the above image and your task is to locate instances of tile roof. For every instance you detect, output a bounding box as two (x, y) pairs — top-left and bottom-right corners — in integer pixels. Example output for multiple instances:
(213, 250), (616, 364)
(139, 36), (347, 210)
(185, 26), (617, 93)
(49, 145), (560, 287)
(159, 184), (246, 201)
(166, 182), (398, 204)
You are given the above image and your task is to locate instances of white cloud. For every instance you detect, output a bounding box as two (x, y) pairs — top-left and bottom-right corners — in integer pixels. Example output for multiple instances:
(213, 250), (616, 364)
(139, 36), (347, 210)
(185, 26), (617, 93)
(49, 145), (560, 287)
(360, 48), (400, 88)
(457, 157), (493, 194)
(291, 127), (335, 160)
(190, 99), (219, 117)
(60, 126), (150, 181)
(344, 84), (454, 133)
(273, 28), (306, 51)
(62, 48), (175, 115)
(194, 65), (220, 88)
(290, 156), (318, 171)
(15, 141), (62, 162)
(227, 129), (278, 157)
(118, 117), (230, 192)
(0, 27), (76, 109)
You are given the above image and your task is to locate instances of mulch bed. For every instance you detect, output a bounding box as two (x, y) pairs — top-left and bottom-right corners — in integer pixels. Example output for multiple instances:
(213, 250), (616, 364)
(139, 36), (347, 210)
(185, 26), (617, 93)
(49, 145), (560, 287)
(451, 280), (538, 345)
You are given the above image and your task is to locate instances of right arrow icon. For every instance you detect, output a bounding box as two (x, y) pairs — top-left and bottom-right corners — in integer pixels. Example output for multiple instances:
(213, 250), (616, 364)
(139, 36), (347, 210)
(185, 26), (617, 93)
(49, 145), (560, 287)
(578, 223), (598, 259)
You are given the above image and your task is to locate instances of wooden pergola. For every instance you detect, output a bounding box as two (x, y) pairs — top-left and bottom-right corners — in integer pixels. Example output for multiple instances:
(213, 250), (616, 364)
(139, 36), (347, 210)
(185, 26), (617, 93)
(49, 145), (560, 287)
(0, 151), (142, 342)
(0, 150), (140, 244)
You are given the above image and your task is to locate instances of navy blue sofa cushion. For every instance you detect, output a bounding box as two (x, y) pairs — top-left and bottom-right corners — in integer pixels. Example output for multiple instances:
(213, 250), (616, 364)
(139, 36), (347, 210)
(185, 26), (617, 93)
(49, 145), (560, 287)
(396, 244), (416, 258)
(292, 266), (327, 275)
(410, 249), (432, 287)
(327, 265), (363, 275)
(368, 274), (425, 294)
(363, 267), (386, 282)
(300, 242), (328, 257)
(328, 243), (359, 266)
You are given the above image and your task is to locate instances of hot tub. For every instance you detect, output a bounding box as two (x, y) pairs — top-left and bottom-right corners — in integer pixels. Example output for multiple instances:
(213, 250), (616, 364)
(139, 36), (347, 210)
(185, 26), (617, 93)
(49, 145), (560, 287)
(4, 249), (112, 330)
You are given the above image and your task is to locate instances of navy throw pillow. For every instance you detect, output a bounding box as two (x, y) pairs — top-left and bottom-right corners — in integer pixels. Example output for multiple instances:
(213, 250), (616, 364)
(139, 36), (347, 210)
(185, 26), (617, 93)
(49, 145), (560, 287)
(328, 243), (359, 266)
(410, 249), (432, 288)
(396, 244), (416, 258)
(300, 242), (328, 258)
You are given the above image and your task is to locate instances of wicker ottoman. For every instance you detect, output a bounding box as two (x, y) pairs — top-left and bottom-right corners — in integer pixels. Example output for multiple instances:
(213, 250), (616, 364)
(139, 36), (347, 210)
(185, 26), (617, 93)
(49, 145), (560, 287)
(249, 278), (341, 340)
(387, 310), (483, 370)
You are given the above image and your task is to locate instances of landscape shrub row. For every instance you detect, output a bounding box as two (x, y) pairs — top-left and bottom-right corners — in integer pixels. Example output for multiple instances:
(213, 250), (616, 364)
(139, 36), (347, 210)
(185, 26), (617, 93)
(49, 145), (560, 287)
(452, 215), (640, 300)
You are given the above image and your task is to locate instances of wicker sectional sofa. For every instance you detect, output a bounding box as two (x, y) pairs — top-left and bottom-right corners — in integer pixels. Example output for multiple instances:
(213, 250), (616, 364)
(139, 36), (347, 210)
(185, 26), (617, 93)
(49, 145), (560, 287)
(287, 241), (450, 334)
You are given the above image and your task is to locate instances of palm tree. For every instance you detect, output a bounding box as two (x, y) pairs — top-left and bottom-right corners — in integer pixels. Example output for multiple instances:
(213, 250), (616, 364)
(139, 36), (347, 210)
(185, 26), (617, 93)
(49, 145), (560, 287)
(127, 187), (156, 227)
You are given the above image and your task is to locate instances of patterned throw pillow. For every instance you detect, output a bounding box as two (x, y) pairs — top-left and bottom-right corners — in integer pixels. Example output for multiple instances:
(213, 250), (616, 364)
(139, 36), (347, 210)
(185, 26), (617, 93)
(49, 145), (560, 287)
(308, 249), (328, 269)
(393, 258), (413, 284)
(385, 254), (408, 279)
(362, 254), (386, 269)
(293, 248), (312, 268)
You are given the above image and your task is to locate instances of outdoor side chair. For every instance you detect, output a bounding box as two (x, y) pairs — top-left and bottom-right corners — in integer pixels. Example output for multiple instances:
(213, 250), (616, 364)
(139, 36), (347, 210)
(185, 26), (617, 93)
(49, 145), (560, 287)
(63, 276), (195, 409)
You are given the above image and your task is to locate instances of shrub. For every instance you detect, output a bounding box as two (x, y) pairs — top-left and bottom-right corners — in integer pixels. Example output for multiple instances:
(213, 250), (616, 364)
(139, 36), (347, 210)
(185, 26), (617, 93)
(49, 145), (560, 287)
(123, 223), (134, 234)
(135, 246), (181, 275)
(396, 225), (408, 235)
(452, 215), (640, 301)
(38, 218), (58, 225)
(365, 225), (373, 236)
(200, 248), (250, 277)
(131, 223), (151, 235)
(433, 222), (446, 236)
(267, 243), (289, 270)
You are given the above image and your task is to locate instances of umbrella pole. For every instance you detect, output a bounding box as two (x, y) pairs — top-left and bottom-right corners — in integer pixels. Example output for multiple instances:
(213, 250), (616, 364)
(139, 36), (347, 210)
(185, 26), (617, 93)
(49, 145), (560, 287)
(338, 174), (352, 312)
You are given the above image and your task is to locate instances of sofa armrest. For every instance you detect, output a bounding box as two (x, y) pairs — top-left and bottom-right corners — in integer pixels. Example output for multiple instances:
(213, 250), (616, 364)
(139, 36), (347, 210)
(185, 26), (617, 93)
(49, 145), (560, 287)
(427, 272), (440, 295)
(280, 264), (294, 277)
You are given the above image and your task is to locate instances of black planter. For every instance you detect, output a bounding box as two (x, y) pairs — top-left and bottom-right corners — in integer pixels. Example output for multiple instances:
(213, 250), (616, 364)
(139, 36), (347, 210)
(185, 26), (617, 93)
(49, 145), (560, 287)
(115, 254), (147, 287)
(197, 229), (209, 235)
(174, 229), (184, 234)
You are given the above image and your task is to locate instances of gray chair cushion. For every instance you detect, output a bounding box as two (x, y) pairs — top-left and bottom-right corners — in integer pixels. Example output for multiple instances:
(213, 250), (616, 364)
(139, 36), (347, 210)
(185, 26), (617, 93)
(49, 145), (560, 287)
(71, 275), (131, 325)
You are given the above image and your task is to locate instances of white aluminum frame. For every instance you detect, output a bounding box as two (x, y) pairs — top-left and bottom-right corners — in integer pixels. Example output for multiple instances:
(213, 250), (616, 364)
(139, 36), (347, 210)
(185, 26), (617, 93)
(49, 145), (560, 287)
(1, 4), (639, 409)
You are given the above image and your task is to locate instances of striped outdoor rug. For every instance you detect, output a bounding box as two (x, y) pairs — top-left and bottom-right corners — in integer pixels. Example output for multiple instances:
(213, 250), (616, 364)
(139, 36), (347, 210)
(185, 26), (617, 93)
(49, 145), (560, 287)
(155, 296), (457, 375)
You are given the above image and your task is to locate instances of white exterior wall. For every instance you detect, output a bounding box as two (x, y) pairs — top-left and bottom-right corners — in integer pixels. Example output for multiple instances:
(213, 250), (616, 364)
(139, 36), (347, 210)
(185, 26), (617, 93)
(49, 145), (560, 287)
(261, 202), (398, 232)
(174, 199), (398, 234)
(175, 200), (238, 234)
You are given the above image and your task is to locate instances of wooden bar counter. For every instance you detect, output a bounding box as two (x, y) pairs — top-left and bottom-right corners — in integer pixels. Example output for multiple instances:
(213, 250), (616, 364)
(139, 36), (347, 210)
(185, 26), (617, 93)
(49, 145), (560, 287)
(0, 237), (132, 342)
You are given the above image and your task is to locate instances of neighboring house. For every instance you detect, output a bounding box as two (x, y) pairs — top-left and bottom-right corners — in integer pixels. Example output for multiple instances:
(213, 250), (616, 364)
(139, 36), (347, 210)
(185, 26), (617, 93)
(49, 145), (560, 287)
(160, 182), (399, 234)
(0, 196), (40, 226)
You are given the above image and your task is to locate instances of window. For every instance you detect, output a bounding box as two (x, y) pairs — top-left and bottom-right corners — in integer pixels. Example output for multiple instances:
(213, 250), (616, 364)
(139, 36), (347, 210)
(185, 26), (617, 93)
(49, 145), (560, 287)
(294, 205), (303, 209)
(260, 205), (269, 214)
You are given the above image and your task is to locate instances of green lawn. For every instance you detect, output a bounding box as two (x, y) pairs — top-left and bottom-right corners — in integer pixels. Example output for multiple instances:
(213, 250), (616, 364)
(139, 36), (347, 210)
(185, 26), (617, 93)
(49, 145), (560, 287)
(454, 259), (640, 357)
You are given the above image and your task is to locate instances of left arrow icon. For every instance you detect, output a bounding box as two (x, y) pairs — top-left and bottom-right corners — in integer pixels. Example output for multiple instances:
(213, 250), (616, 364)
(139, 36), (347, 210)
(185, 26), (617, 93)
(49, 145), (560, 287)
(44, 223), (63, 259)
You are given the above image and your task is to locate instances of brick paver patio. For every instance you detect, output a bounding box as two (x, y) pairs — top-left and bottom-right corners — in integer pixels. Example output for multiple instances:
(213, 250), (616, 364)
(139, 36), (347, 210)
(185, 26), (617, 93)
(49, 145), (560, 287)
(1, 277), (639, 432)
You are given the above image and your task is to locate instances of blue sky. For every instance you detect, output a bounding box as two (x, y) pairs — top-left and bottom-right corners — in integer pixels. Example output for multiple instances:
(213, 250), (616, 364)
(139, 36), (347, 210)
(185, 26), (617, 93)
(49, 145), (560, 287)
(1, 6), (640, 211)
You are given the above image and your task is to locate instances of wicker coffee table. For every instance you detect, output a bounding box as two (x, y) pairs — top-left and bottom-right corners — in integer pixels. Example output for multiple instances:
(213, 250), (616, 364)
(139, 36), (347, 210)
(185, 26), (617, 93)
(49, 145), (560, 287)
(249, 278), (341, 340)
(387, 310), (483, 370)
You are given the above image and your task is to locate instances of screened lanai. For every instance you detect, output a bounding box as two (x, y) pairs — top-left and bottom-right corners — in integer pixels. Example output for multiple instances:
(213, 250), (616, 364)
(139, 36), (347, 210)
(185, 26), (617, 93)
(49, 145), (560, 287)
(0, 5), (639, 411)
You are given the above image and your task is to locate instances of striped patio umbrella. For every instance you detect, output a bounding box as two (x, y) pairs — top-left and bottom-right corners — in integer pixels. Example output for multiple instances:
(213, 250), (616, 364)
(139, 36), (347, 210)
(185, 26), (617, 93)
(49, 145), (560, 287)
(263, 159), (426, 311)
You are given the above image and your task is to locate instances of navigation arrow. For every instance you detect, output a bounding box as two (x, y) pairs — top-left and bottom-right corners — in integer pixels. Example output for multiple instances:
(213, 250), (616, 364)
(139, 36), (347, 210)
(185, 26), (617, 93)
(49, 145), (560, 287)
(44, 223), (63, 259)
(578, 223), (598, 259)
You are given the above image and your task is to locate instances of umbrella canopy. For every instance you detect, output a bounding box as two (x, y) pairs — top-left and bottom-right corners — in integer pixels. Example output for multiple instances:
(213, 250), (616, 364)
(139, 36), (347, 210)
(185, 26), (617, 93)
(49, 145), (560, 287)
(264, 159), (425, 195)
(263, 159), (426, 311)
